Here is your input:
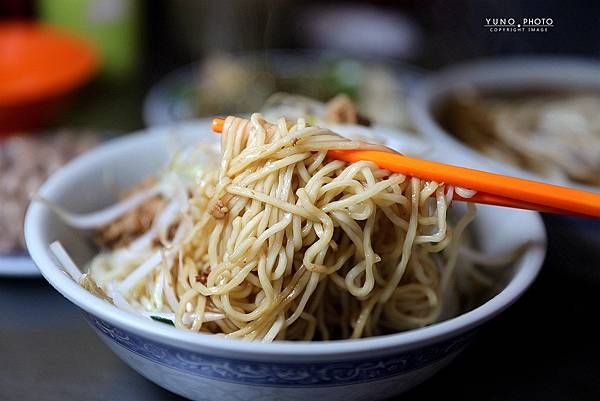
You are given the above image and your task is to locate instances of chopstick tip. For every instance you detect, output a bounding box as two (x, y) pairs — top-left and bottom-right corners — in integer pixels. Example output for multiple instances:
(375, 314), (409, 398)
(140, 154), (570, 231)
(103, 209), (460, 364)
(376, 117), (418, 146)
(212, 117), (225, 133)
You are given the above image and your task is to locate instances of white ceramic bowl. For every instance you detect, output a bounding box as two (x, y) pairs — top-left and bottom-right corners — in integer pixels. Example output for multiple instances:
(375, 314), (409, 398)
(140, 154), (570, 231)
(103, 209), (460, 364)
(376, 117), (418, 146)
(409, 56), (600, 194)
(25, 120), (546, 401)
(143, 50), (423, 129)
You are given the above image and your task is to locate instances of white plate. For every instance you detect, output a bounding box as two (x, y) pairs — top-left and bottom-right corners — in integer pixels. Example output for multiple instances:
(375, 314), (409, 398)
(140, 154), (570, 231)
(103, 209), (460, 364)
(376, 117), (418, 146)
(0, 131), (109, 278)
(0, 253), (40, 277)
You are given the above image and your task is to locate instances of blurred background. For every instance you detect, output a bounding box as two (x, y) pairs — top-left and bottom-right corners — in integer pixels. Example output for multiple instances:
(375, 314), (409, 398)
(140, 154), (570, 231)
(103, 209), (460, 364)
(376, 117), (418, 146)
(2, 0), (599, 131)
(1, 1), (600, 400)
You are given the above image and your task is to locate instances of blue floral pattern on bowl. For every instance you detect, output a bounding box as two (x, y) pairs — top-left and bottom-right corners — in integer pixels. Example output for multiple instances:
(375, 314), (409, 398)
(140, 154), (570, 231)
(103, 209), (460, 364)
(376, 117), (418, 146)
(86, 314), (475, 387)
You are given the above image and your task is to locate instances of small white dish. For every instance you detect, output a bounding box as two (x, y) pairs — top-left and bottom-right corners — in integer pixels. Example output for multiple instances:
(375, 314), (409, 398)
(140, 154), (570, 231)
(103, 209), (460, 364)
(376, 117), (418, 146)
(25, 120), (546, 401)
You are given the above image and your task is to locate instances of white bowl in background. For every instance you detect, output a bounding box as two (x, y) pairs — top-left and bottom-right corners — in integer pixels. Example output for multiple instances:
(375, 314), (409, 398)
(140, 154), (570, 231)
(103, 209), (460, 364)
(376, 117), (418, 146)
(143, 50), (423, 129)
(25, 120), (546, 401)
(409, 56), (600, 194)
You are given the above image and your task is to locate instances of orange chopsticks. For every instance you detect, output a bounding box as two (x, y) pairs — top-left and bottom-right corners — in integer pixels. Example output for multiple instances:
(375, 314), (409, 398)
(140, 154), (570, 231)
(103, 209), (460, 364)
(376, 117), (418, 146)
(211, 117), (600, 218)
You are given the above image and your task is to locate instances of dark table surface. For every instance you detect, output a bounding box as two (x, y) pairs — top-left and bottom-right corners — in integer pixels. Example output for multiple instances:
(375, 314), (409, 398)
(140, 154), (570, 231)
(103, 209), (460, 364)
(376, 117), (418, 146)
(1, 215), (599, 401)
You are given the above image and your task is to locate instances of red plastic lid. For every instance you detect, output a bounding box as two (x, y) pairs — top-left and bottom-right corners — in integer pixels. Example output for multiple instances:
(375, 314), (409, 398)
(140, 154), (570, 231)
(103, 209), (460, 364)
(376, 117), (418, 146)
(0, 21), (99, 106)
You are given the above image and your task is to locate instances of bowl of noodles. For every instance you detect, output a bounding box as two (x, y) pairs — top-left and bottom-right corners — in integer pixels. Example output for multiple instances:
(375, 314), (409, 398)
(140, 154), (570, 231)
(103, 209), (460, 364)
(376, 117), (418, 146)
(410, 57), (600, 193)
(143, 50), (422, 131)
(24, 116), (546, 401)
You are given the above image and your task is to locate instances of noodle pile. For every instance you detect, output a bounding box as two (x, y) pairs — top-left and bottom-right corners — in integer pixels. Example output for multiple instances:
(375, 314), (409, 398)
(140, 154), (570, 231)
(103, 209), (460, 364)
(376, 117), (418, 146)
(54, 114), (481, 341)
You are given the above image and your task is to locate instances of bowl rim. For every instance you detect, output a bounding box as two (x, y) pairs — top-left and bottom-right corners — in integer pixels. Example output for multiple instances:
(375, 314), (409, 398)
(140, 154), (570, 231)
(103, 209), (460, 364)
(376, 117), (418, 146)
(24, 121), (547, 359)
(409, 55), (600, 195)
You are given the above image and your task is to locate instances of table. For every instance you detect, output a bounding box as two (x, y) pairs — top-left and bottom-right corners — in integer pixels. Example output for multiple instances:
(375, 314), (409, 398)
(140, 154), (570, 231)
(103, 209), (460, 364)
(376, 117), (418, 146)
(1, 215), (599, 401)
